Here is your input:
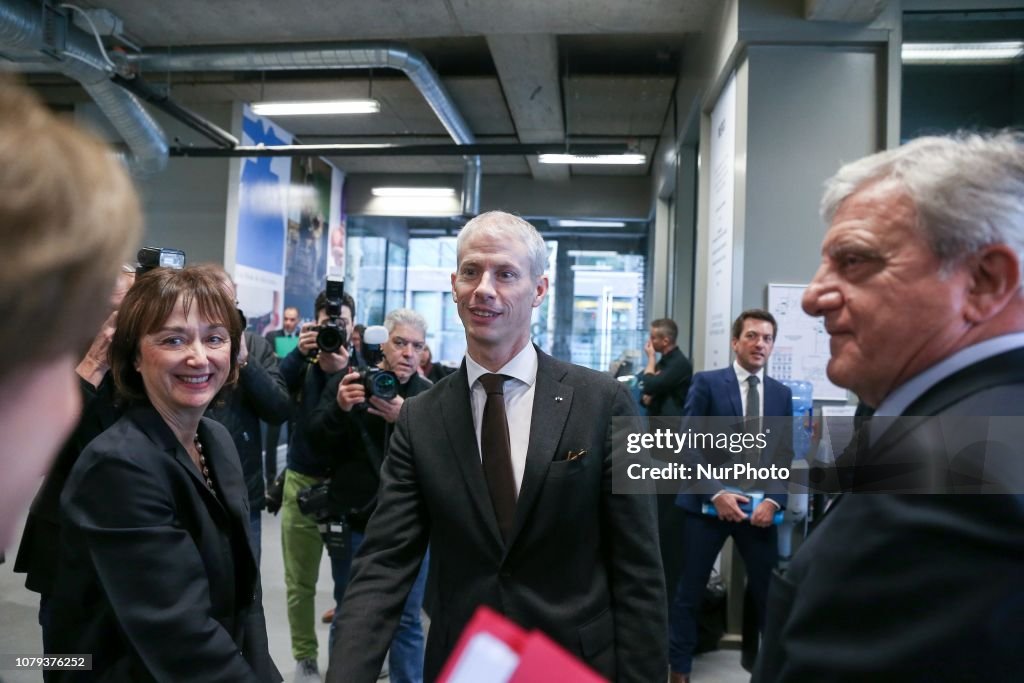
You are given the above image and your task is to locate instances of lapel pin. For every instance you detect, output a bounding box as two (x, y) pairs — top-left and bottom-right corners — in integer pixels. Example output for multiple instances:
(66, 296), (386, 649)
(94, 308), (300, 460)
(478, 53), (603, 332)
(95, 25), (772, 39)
(554, 396), (563, 402)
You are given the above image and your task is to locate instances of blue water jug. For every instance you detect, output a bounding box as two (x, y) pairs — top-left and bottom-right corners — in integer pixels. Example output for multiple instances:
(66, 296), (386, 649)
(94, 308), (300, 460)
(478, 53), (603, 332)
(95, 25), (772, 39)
(780, 380), (813, 460)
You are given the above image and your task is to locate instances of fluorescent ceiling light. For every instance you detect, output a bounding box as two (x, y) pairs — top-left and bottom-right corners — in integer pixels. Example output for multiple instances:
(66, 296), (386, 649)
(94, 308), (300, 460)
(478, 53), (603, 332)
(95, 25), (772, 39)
(538, 153), (646, 165)
(553, 219), (627, 228)
(902, 41), (1024, 64)
(371, 187), (456, 198)
(251, 99), (381, 116)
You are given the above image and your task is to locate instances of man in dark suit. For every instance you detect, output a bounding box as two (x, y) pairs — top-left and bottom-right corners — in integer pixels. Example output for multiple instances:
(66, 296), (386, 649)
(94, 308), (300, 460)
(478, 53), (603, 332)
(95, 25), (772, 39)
(265, 305), (301, 354)
(755, 132), (1024, 681)
(327, 211), (666, 682)
(669, 309), (793, 683)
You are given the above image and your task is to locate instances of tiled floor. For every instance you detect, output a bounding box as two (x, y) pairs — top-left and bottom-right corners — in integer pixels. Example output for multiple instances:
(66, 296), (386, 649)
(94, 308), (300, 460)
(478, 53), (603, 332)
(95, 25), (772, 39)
(1, 509), (750, 683)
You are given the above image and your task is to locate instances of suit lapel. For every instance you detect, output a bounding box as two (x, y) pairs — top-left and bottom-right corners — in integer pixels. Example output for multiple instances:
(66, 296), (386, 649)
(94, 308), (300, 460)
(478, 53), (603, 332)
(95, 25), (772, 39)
(723, 369), (743, 417)
(130, 408), (229, 517)
(198, 419), (248, 531)
(506, 352), (572, 551)
(441, 364), (504, 548)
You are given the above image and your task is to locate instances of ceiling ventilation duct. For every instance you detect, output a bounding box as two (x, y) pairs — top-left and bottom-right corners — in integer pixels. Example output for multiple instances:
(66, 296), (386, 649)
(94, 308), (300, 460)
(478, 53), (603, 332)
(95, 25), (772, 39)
(131, 42), (482, 215)
(0, 0), (168, 175)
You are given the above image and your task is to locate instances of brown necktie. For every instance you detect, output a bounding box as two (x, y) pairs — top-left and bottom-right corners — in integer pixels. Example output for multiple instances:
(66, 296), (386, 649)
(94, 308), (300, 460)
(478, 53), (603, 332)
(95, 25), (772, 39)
(479, 373), (516, 542)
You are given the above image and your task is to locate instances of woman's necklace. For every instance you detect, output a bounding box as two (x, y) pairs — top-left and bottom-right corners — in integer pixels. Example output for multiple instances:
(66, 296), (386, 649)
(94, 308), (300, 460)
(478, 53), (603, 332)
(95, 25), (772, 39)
(193, 434), (216, 496)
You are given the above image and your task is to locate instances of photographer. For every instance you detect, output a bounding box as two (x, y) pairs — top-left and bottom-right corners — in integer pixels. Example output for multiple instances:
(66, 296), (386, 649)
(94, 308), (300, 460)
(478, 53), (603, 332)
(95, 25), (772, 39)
(277, 288), (353, 683)
(307, 309), (433, 683)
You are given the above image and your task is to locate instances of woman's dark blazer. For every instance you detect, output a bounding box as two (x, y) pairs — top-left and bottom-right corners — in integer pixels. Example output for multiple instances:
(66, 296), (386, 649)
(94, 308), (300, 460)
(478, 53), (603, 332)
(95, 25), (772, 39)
(49, 406), (281, 682)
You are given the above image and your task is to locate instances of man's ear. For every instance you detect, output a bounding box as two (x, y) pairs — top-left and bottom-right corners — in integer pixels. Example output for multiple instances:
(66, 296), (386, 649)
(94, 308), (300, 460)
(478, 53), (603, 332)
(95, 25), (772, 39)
(533, 275), (549, 307)
(963, 244), (1022, 323)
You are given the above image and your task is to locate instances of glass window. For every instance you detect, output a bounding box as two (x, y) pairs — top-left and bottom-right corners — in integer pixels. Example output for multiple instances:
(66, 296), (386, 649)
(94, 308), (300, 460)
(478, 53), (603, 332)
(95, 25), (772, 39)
(349, 235), (387, 325)
(385, 242), (407, 314)
(569, 251), (646, 371)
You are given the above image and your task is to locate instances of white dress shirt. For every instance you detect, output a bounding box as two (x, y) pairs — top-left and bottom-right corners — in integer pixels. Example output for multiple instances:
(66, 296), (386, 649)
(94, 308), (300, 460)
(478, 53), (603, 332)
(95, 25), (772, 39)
(714, 361), (776, 509)
(733, 360), (765, 418)
(465, 343), (538, 496)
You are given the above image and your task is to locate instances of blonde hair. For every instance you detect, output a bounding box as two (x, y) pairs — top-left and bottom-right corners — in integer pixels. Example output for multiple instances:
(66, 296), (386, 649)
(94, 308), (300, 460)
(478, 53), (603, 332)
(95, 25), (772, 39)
(0, 78), (142, 381)
(457, 211), (548, 278)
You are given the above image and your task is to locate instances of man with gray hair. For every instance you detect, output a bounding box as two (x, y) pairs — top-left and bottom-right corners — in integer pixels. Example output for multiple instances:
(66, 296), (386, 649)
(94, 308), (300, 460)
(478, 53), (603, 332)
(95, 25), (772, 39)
(328, 211), (666, 682)
(308, 308), (433, 682)
(755, 132), (1024, 681)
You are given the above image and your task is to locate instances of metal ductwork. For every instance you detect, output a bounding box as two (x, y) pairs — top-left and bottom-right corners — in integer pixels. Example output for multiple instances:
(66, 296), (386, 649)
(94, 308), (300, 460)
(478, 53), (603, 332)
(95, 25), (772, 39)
(462, 157), (481, 217)
(131, 42), (482, 215)
(0, 0), (168, 175)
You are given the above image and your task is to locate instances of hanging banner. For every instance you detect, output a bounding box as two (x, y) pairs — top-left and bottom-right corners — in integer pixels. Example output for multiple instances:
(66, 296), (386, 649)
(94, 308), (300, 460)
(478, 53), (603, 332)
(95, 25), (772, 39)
(704, 72), (737, 370)
(233, 105), (293, 335)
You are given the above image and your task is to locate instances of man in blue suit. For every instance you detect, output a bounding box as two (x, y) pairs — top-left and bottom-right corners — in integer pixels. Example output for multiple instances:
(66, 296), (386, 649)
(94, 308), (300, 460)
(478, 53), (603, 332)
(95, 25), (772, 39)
(669, 309), (793, 683)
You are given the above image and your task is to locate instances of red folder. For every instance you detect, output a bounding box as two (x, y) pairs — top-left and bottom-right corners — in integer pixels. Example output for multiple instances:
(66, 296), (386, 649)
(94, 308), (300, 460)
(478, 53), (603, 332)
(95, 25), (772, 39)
(438, 606), (607, 683)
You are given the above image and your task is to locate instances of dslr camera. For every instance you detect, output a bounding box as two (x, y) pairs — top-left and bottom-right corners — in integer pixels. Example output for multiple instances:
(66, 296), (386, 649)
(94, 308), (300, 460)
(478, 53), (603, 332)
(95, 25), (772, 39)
(313, 279), (348, 354)
(355, 325), (399, 406)
(296, 479), (347, 552)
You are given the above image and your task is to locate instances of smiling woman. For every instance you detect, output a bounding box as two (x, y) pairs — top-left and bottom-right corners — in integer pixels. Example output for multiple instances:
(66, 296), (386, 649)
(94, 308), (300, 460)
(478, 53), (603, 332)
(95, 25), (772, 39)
(47, 266), (282, 683)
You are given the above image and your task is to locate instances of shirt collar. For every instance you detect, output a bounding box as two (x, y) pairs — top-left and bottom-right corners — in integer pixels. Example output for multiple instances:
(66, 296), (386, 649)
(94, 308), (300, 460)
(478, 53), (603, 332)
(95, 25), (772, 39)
(466, 342), (538, 389)
(874, 332), (1024, 416)
(732, 360), (764, 386)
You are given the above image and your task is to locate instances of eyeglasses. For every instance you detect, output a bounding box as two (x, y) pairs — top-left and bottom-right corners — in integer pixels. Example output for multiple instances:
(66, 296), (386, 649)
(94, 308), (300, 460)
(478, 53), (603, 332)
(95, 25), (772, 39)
(391, 337), (426, 352)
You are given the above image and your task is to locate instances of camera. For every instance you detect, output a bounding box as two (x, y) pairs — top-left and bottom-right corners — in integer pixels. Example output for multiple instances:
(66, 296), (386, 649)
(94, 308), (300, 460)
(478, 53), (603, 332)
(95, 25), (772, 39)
(359, 367), (399, 402)
(296, 480), (331, 521)
(314, 278), (348, 353)
(136, 246), (185, 276)
(355, 325), (398, 406)
(296, 480), (347, 552)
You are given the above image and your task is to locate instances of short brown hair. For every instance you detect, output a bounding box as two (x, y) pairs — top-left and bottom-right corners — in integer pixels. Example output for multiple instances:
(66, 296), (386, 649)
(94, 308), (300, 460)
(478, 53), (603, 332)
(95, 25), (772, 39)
(110, 267), (242, 405)
(0, 78), (141, 383)
(731, 309), (777, 341)
(650, 318), (678, 343)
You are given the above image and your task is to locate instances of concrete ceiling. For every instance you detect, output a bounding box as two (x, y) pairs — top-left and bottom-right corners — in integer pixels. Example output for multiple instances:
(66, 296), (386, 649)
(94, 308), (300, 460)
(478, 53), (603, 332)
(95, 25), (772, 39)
(10, 0), (715, 181)
(76, 0), (715, 45)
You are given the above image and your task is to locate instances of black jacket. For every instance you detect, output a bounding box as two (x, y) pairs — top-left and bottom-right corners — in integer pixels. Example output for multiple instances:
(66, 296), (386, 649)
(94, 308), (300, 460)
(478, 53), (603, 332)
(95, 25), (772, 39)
(279, 347), (339, 477)
(49, 408), (280, 682)
(327, 350), (667, 683)
(206, 331), (290, 509)
(640, 346), (693, 417)
(755, 348), (1024, 682)
(307, 371), (432, 531)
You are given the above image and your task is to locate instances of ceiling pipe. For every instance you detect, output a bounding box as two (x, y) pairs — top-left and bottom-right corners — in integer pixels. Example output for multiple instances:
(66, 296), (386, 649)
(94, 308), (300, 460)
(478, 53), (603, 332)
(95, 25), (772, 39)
(168, 142), (631, 158)
(111, 73), (238, 149)
(462, 157), (480, 217)
(0, 0), (168, 175)
(130, 42), (483, 215)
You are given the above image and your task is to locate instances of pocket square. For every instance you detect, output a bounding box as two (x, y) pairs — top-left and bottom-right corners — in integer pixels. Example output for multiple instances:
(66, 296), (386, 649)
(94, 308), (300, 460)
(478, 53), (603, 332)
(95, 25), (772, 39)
(565, 449), (587, 462)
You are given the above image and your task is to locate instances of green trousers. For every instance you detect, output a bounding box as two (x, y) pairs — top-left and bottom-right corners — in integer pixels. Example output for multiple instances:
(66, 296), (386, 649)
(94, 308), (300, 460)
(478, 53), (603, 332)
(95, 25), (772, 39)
(281, 469), (325, 662)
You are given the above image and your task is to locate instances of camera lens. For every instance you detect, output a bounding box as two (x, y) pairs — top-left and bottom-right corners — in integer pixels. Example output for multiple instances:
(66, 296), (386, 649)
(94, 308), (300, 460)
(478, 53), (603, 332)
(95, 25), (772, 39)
(316, 325), (343, 353)
(370, 371), (399, 401)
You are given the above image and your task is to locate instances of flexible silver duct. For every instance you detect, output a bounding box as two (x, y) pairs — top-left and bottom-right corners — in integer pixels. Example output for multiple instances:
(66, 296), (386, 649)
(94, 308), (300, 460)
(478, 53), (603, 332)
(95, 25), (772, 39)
(462, 156), (481, 217)
(133, 42), (481, 214)
(0, 0), (168, 175)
